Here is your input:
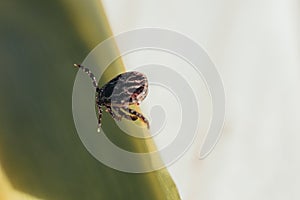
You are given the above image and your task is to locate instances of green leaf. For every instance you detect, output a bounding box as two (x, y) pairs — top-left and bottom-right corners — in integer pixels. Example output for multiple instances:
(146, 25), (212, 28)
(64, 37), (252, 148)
(0, 0), (181, 199)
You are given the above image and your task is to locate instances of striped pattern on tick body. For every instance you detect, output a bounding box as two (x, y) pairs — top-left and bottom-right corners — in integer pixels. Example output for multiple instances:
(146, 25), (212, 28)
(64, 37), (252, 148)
(74, 64), (149, 132)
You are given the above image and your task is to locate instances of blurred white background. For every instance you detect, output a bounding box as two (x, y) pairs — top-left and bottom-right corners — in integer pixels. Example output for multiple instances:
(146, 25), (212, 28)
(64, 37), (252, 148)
(102, 0), (300, 199)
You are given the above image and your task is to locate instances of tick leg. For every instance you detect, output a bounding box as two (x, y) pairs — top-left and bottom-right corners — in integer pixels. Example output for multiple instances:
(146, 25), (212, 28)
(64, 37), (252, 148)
(106, 106), (122, 121)
(118, 108), (138, 121)
(127, 108), (150, 129)
(96, 105), (102, 132)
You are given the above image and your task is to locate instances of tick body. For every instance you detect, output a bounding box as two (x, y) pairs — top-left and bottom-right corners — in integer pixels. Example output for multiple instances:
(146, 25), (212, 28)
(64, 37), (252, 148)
(74, 64), (149, 132)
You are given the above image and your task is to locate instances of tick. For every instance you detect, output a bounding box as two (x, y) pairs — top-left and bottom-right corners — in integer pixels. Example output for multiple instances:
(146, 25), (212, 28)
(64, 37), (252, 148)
(74, 64), (149, 132)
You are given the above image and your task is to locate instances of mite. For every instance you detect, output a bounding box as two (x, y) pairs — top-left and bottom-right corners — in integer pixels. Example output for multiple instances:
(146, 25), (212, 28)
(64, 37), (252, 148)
(74, 64), (149, 132)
